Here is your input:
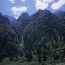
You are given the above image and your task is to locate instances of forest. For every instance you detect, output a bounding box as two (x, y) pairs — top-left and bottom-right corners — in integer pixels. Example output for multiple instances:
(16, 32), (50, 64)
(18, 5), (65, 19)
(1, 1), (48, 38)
(0, 10), (65, 65)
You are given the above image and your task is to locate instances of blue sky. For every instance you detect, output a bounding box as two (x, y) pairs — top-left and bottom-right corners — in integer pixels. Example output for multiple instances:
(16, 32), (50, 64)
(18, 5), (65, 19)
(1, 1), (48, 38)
(0, 0), (65, 19)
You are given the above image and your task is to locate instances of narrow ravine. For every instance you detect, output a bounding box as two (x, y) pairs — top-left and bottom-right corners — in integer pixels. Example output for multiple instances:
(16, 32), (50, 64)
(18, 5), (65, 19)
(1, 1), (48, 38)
(20, 36), (24, 46)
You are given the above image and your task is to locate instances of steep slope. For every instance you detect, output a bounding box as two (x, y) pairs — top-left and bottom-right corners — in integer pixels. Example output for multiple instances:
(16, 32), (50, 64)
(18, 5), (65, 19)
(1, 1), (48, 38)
(0, 9), (65, 63)
(13, 13), (30, 42)
(23, 10), (65, 62)
(17, 12), (29, 22)
(30, 9), (43, 20)
(13, 10), (52, 42)
(0, 13), (18, 61)
(11, 10), (65, 62)
(23, 10), (58, 48)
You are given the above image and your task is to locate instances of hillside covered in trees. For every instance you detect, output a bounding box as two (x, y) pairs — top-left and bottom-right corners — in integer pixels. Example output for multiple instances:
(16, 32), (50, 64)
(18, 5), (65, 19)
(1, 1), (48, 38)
(0, 10), (65, 65)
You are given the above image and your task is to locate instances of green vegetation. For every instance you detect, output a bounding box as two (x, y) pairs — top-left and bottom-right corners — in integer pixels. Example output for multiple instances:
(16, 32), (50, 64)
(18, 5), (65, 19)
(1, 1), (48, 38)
(0, 10), (65, 65)
(0, 13), (19, 62)
(0, 57), (65, 65)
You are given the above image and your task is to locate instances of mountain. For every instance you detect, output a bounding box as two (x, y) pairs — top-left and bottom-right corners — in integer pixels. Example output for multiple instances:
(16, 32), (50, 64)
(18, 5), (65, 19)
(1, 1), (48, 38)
(17, 12), (29, 22)
(0, 13), (10, 24)
(30, 9), (51, 21)
(4, 15), (16, 24)
(12, 12), (30, 42)
(23, 9), (58, 48)
(22, 10), (65, 62)
(13, 10), (52, 42)
(30, 9), (43, 20)
(0, 9), (65, 64)
(55, 11), (65, 18)
(0, 13), (18, 61)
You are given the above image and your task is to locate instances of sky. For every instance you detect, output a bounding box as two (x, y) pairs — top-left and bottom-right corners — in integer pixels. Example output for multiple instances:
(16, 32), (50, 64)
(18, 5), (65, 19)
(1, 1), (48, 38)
(0, 0), (65, 19)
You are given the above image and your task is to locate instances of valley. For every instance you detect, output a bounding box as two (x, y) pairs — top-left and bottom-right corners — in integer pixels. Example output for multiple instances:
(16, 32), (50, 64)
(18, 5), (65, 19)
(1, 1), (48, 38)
(0, 9), (65, 65)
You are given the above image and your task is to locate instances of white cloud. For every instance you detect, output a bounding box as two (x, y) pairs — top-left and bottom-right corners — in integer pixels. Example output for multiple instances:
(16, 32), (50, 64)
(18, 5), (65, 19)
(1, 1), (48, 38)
(10, 6), (27, 19)
(41, 0), (54, 3)
(21, 0), (26, 2)
(15, 16), (19, 19)
(9, 0), (15, 3)
(11, 6), (27, 15)
(51, 0), (65, 10)
(35, 0), (54, 10)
